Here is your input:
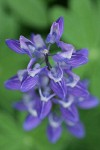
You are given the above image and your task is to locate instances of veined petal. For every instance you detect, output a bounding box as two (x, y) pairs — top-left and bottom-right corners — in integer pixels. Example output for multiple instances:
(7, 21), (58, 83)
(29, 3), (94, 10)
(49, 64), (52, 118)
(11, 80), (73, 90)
(21, 75), (39, 92)
(53, 53), (67, 62)
(57, 41), (74, 52)
(6, 39), (25, 54)
(77, 95), (99, 109)
(27, 58), (36, 70)
(31, 34), (46, 50)
(64, 70), (80, 88)
(47, 125), (62, 143)
(53, 95), (74, 108)
(54, 49), (88, 67)
(27, 58), (44, 77)
(5, 75), (21, 90)
(39, 101), (52, 119)
(56, 17), (64, 38)
(57, 41), (74, 59)
(20, 36), (35, 57)
(28, 65), (43, 77)
(39, 88), (55, 102)
(61, 104), (79, 124)
(46, 17), (64, 43)
(17, 69), (28, 82)
(23, 114), (41, 131)
(48, 65), (63, 82)
(69, 81), (89, 98)
(50, 79), (67, 99)
(47, 113), (62, 143)
(67, 122), (85, 138)
(67, 49), (88, 68)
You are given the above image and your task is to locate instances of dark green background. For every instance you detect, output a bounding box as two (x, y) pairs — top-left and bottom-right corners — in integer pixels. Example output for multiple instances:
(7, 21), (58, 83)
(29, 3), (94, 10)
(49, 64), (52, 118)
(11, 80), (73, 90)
(0, 0), (100, 149)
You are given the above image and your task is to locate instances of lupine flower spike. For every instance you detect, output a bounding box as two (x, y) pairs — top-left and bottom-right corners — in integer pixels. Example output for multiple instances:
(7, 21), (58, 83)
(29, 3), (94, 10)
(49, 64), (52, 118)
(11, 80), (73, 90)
(5, 17), (99, 143)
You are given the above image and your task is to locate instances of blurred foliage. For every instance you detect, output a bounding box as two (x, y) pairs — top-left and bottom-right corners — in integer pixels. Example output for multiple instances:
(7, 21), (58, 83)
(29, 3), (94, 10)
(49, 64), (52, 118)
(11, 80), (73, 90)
(0, 0), (100, 150)
(6, 0), (48, 28)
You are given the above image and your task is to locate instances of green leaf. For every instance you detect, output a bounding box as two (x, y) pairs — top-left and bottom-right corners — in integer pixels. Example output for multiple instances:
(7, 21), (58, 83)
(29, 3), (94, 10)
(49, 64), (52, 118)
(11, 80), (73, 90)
(7, 0), (48, 28)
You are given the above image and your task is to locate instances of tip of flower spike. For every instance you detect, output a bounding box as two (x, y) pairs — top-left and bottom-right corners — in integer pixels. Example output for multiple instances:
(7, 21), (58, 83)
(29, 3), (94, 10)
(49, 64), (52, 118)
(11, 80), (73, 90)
(56, 16), (64, 23)
(46, 16), (64, 44)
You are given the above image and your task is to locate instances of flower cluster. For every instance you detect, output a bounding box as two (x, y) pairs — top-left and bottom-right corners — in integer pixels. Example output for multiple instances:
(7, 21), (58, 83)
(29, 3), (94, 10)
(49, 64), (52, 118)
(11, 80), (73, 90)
(5, 17), (99, 143)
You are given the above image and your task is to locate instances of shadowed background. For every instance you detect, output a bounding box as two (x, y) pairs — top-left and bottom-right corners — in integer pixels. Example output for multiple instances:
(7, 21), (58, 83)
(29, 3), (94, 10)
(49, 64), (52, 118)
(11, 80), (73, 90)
(0, 0), (100, 149)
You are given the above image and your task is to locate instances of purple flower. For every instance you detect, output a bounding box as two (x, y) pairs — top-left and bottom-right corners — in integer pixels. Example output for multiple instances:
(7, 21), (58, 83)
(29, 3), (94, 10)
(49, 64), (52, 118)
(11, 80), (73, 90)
(6, 34), (46, 58)
(47, 113), (62, 143)
(53, 48), (88, 68)
(5, 17), (99, 143)
(13, 92), (52, 130)
(46, 17), (64, 44)
(5, 58), (45, 92)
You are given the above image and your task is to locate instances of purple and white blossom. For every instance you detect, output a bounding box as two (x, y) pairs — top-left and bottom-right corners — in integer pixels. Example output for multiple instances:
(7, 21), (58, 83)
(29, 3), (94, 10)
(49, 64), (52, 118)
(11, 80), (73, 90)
(5, 17), (99, 143)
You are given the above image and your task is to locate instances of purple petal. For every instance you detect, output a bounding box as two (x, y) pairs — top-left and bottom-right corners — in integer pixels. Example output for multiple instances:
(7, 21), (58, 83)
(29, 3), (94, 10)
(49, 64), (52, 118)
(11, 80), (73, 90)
(53, 51), (71, 60)
(17, 69), (28, 82)
(57, 41), (74, 59)
(29, 34), (45, 57)
(27, 58), (36, 70)
(47, 125), (62, 143)
(21, 75), (39, 92)
(56, 16), (64, 39)
(53, 48), (88, 67)
(61, 104), (79, 124)
(53, 53), (68, 63)
(20, 36), (35, 57)
(31, 34), (46, 50)
(69, 81), (89, 98)
(53, 95), (74, 108)
(28, 65), (44, 78)
(23, 114), (41, 131)
(13, 101), (27, 111)
(39, 75), (49, 87)
(77, 95), (99, 109)
(67, 122), (85, 138)
(46, 17), (64, 43)
(57, 41), (74, 52)
(5, 75), (21, 90)
(39, 101), (52, 119)
(6, 39), (25, 54)
(67, 49), (88, 68)
(64, 70), (80, 88)
(47, 65), (63, 82)
(50, 79), (67, 99)
(27, 59), (44, 77)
